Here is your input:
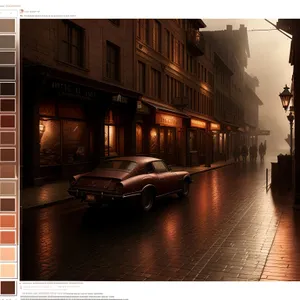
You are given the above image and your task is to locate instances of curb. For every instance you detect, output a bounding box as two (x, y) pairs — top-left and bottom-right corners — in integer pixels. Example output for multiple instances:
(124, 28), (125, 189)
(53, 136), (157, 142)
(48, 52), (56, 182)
(189, 161), (235, 176)
(23, 162), (235, 210)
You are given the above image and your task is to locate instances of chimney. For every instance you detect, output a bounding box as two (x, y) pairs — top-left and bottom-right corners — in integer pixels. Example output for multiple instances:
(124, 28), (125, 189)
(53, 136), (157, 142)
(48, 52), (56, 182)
(240, 24), (246, 31)
(226, 25), (232, 31)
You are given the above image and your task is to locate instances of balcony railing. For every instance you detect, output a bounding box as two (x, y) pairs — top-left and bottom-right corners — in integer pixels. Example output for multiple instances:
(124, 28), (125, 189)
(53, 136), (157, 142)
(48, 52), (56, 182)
(186, 30), (205, 56)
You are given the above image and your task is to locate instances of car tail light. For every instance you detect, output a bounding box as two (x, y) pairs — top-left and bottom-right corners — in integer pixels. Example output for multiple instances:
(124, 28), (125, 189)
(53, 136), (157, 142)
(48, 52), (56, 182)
(115, 182), (123, 194)
(69, 177), (77, 187)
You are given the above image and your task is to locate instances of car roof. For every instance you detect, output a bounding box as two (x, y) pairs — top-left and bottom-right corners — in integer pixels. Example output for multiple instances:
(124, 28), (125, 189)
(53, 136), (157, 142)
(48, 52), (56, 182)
(108, 156), (161, 164)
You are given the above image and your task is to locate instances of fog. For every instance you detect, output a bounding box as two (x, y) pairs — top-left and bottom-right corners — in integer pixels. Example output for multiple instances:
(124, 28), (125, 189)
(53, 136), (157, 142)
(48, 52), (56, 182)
(203, 19), (293, 154)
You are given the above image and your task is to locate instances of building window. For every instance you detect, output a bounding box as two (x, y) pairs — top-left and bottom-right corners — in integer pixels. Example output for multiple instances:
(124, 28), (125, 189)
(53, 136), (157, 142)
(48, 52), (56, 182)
(105, 125), (118, 157)
(166, 75), (170, 103)
(136, 124), (143, 154)
(153, 20), (162, 52)
(60, 20), (85, 67)
(180, 43), (184, 67)
(189, 130), (196, 151)
(150, 127), (158, 154)
(171, 35), (175, 62)
(219, 133), (223, 154)
(138, 61), (146, 93)
(62, 120), (89, 163)
(40, 119), (61, 166)
(109, 19), (120, 26)
(137, 19), (150, 44)
(137, 19), (141, 38)
(150, 68), (161, 99)
(165, 29), (170, 58)
(106, 41), (120, 81)
(104, 111), (120, 157)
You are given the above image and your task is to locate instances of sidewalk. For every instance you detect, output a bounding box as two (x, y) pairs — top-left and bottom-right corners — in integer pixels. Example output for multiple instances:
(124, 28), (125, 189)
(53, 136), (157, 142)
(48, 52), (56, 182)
(21, 159), (234, 209)
(260, 195), (300, 281)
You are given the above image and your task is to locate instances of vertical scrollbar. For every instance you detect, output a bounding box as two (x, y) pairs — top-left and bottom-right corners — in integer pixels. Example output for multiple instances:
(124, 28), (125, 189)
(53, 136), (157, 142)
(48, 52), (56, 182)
(0, 10), (18, 297)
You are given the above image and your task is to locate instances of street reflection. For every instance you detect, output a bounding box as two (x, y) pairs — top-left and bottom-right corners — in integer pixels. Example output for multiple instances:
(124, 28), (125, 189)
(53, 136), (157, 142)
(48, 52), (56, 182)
(35, 211), (58, 278)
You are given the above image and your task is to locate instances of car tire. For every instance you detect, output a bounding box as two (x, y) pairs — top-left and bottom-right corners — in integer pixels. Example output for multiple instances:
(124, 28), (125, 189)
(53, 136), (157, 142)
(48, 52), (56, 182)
(140, 189), (155, 212)
(177, 179), (190, 198)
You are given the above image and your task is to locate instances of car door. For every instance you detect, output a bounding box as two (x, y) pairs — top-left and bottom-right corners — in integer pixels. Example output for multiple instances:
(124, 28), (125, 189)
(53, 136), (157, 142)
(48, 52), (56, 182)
(152, 160), (176, 195)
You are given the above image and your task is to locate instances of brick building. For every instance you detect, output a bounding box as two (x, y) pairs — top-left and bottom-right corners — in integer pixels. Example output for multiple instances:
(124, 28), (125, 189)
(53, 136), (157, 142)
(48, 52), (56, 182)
(20, 19), (262, 186)
(277, 19), (300, 207)
(135, 19), (221, 167)
(203, 24), (262, 152)
(21, 19), (140, 186)
(243, 72), (263, 146)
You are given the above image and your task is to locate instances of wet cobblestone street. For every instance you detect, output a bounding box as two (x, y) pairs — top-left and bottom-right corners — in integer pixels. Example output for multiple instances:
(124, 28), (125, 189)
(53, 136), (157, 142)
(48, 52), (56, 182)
(21, 158), (298, 281)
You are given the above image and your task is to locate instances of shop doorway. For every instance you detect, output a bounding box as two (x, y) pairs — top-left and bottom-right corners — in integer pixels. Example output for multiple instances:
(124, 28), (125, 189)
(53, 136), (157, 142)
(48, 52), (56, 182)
(159, 127), (176, 165)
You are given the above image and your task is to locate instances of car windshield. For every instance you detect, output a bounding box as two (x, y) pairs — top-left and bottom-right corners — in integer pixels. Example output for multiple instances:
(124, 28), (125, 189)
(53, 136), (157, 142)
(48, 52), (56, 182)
(97, 160), (137, 172)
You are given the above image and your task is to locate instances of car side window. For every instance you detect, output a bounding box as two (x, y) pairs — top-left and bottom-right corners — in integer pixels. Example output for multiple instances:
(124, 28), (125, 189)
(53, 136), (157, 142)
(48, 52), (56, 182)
(152, 161), (169, 173)
(145, 163), (155, 174)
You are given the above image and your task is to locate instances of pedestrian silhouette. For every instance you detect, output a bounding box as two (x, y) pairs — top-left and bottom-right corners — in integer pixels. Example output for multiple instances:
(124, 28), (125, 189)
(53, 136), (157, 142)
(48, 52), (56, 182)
(259, 142), (265, 162)
(241, 144), (248, 163)
(233, 145), (240, 162)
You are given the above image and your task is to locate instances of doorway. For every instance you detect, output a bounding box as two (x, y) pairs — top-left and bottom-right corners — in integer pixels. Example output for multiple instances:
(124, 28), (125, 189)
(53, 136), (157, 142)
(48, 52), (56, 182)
(159, 127), (176, 165)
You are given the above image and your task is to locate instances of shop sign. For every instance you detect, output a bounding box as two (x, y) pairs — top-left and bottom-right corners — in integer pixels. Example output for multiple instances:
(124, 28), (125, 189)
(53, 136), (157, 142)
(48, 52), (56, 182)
(257, 130), (270, 136)
(191, 118), (206, 129)
(210, 123), (220, 131)
(50, 80), (98, 100)
(112, 94), (128, 104)
(137, 101), (150, 114)
(156, 113), (182, 128)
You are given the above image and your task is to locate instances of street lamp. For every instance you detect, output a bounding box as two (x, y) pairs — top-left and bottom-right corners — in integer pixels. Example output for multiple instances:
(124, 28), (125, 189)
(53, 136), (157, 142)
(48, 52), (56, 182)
(279, 85), (293, 111)
(287, 107), (295, 156)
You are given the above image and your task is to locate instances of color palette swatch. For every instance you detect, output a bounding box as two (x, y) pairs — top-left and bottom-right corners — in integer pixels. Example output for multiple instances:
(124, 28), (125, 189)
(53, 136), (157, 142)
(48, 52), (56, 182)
(0, 11), (18, 297)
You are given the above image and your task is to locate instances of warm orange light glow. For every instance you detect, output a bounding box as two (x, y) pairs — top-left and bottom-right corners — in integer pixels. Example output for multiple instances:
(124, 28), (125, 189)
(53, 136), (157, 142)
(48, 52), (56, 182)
(39, 123), (45, 133)
(191, 118), (207, 129)
(150, 128), (157, 137)
(156, 113), (182, 128)
(210, 123), (220, 131)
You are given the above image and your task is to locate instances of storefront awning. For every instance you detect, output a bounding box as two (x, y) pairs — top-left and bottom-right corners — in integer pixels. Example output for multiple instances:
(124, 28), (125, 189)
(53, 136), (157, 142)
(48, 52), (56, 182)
(183, 109), (217, 123)
(141, 97), (190, 118)
(214, 117), (239, 130)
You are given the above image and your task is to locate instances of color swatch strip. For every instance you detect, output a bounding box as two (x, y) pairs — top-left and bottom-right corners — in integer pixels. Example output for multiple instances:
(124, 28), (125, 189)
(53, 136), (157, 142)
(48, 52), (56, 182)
(0, 12), (18, 296)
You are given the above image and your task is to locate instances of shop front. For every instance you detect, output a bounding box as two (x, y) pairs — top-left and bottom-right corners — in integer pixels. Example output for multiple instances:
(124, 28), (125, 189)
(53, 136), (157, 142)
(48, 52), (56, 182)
(22, 64), (139, 186)
(154, 112), (182, 165)
(188, 118), (207, 166)
(136, 97), (189, 166)
(219, 124), (239, 160)
(210, 122), (221, 162)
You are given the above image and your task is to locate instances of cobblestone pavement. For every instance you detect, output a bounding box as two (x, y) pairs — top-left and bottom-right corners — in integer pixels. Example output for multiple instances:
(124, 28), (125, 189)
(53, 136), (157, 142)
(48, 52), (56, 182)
(21, 156), (299, 281)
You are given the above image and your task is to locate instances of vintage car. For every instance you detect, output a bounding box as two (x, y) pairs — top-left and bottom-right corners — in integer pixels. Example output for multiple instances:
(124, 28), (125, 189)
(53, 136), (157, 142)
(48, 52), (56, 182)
(68, 156), (192, 212)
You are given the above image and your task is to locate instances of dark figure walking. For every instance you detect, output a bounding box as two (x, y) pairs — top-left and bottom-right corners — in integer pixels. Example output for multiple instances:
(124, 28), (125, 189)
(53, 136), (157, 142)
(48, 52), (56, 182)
(249, 145), (254, 162)
(252, 144), (258, 162)
(241, 144), (248, 163)
(233, 145), (240, 162)
(259, 142), (265, 162)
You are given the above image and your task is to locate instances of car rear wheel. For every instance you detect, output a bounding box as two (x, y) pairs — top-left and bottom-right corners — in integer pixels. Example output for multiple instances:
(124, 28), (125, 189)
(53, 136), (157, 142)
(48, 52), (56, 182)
(177, 180), (190, 198)
(141, 189), (155, 212)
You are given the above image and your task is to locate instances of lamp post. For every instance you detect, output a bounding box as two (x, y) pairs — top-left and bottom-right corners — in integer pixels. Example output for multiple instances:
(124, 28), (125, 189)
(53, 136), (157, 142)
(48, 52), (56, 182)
(279, 85), (294, 153)
(279, 85), (293, 154)
(287, 107), (295, 156)
(279, 85), (293, 111)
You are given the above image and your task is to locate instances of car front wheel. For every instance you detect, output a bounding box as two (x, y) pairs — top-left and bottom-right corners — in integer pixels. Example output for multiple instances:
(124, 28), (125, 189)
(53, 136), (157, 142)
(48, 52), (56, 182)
(140, 189), (155, 212)
(177, 180), (190, 198)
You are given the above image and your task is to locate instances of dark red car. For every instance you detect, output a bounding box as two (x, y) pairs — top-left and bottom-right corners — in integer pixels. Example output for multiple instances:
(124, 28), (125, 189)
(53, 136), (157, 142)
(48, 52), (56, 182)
(68, 156), (192, 212)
